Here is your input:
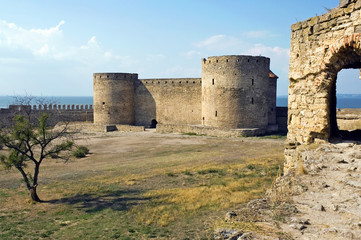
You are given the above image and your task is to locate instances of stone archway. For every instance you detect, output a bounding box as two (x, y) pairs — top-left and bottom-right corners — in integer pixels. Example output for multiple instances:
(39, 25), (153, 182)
(286, 1), (361, 173)
(320, 35), (361, 138)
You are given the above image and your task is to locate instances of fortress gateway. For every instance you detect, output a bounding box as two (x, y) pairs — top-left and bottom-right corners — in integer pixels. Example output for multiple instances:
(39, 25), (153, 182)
(93, 55), (280, 136)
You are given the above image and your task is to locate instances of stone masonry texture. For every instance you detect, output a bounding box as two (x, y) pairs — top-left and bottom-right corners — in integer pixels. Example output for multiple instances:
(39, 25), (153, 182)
(93, 55), (278, 132)
(286, 0), (361, 173)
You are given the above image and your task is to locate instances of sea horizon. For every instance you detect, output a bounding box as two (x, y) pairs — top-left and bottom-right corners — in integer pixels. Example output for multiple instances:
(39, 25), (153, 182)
(0, 94), (361, 109)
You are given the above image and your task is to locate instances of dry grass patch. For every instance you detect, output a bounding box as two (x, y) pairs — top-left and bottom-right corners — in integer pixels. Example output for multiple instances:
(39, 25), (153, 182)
(0, 132), (284, 239)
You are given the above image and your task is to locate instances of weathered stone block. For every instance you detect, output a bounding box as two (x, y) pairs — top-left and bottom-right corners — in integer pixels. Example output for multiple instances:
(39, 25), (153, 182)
(340, 0), (351, 8)
(355, 0), (361, 9)
(354, 24), (361, 32)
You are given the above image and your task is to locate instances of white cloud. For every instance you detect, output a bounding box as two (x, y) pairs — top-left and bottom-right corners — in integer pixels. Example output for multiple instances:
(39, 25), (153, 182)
(0, 20), (64, 57)
(245, 44), (290, 72)
(30, 20), (65, 37)
(80, 36), (99, 50)
(245, 44), (289, 56)
(194, 34), (243, 51)
(193, 34), (290, 94)
(0, 20), (134, 68)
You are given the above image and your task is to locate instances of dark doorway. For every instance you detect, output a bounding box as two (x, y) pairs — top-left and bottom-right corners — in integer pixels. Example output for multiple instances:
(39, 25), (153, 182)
(150, 119), (158, 128)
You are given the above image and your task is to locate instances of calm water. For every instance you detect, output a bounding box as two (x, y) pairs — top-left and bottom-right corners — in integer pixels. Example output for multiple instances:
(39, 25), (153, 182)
(0, 95), (360, 109)
(277, 95), (361, 108)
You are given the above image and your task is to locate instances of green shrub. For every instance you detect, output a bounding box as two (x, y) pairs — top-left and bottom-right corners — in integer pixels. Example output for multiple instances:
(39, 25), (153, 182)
(72, 145), (90, 158)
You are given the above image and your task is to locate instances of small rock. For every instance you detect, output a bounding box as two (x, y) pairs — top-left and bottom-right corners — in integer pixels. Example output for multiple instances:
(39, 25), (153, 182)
(289, 223), (307, 230)
(313, 204), (326, 211)
(348, 166), (357, 171)
(322, 182), (330, 188)
(290, 217), (310, 225)
(351, 222), (361, 229)
(337, 160), (349, 164)
(237, 232), (253, 240)
(225, 210), (237, 221)
(214, 229), (242, 240)
(331, 204), (339, 211)
(330, 166), (339, 171)
(323, 227), (338, 234)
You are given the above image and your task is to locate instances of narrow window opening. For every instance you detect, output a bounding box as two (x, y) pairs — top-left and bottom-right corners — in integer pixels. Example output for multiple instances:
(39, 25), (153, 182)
(251, 98), (254, 104)
(252, 79), (254, 85)
(215, 111), (218, 117)
(212, 79), (215, 85)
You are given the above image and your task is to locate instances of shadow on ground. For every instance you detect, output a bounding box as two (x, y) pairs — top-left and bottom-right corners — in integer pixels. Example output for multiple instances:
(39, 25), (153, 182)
(46, 189), (154, 213)
(339, 129), (361, 141)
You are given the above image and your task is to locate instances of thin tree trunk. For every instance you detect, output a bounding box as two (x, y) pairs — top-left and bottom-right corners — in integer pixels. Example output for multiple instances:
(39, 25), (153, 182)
(29, 186), (41, 202)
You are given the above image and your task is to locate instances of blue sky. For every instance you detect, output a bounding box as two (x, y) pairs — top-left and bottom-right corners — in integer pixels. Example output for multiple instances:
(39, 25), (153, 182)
(0, 0), (359, 97)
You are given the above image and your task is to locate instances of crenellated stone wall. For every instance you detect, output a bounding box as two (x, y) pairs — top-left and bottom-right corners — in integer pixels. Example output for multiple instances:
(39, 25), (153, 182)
(286, 0), (361, 173)
(0, 104), (93, 128)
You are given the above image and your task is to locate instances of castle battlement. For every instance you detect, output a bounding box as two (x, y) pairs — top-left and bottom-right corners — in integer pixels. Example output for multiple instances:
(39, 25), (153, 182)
(8, 104), (93, 111)
(202, 55), (270, 65)
(139, 78), (202, 86)
(93, 73), (138, 80)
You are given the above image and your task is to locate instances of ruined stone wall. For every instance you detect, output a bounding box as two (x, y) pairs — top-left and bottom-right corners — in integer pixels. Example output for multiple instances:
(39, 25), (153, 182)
(134, 78), (202, 127)
(0, 104), (93, 128)
(202, 55), (270, 129)
(93, 73), (136, 125)
(287, 0), (361, 173)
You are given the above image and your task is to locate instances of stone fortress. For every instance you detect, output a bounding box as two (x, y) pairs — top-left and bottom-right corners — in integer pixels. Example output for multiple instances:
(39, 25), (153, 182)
(285, 0), (361, 174)
(93, 55), (284, 136)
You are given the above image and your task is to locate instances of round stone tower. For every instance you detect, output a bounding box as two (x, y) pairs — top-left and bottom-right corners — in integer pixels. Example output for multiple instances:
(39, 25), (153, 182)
(201, 55), (270, 129)
(93, 73), (137, 125)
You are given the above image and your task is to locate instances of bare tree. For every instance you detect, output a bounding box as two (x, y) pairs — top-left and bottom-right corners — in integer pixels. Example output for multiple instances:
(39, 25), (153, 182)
(0, 96), (75, 202)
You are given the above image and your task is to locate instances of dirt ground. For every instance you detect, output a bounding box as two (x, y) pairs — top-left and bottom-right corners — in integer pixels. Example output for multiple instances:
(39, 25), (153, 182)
(0, 129), (285, 240)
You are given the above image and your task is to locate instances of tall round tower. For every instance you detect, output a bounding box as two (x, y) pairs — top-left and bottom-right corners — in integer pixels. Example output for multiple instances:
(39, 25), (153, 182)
(93, 73), (137, 125)
(201, 55), (270, 129)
